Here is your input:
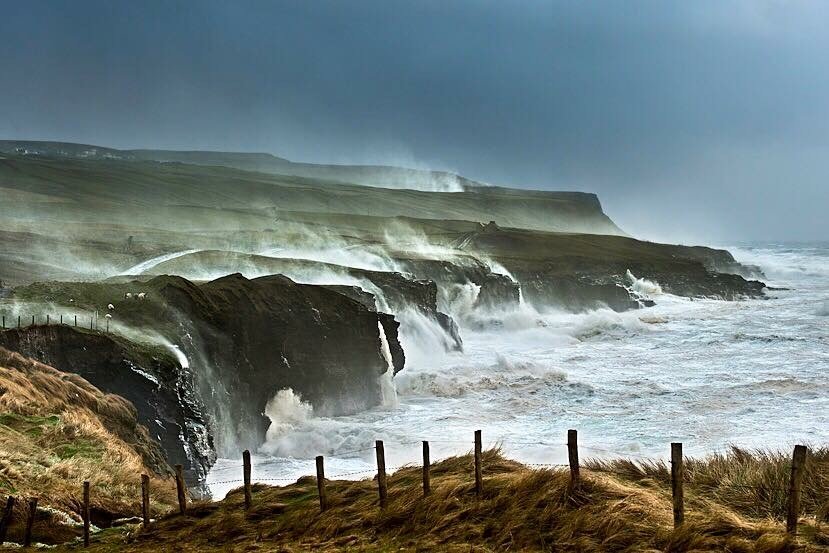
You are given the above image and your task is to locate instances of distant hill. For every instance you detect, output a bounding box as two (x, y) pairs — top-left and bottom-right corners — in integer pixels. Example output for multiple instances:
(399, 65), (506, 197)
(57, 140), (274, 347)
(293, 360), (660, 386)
(1, 140), (484, 192)
(0, 140), (626, 236)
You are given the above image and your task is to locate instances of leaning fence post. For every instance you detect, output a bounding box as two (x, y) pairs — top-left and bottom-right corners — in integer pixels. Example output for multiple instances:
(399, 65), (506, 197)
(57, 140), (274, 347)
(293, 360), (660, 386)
(46, 314), (50, 326)
(316, 456), (327, 512)
(671, 443), (684, 528)
(141, 474), (150, 527)
(0, 496), (15, 542)
(82, 481), (90, 547)
(474, 430), (483, 498)
(422, 440), (431, 497)
(376, 440), (388, 508)
(242, 450), (252, 509)
(786, 445), (807, 535)
(23, 497), (37, 547)
(175, 464), (187, 515)
(567, 429), (580, 485)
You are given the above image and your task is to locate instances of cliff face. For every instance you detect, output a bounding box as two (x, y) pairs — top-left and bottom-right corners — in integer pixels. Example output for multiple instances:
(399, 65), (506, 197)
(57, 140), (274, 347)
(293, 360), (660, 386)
(153, 273), (400, 452)
(7, 273), (405, 460)
(148, 250), (464, 351)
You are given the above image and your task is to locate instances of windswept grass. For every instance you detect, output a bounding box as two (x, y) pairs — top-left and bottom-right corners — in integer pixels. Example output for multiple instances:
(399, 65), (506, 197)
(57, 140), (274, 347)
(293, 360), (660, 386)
(586, 446), (829, 521)
(72, 448), (829, 552)
(0, 347), (178, 545)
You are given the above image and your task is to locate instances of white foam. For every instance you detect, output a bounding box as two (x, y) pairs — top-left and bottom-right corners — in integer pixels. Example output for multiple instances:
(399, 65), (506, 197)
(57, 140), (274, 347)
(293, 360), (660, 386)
(120, 249), (201, 275)
(377, 321), (399, 408)
(626, 269), (663, 296)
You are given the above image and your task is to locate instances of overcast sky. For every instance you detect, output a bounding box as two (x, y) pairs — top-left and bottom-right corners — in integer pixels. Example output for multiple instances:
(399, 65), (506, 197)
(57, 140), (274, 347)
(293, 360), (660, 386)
(1, 1), (827, 242)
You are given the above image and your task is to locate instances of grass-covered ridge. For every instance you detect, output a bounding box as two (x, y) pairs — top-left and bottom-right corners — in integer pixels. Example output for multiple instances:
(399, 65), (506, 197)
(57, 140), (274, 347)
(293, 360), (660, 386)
(66, 448), (829, 552)
(0, 347), (178, 545)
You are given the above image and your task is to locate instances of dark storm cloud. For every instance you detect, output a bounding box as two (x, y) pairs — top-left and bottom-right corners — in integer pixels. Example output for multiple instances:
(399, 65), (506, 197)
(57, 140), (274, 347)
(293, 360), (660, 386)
(1, 1), (827, 242)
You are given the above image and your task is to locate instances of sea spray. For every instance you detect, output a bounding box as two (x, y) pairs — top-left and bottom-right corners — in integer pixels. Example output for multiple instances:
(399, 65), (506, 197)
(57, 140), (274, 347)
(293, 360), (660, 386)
(442, 282), (481, 322)
(120, 249), (201, 275)
(395, 307), (457, 368)
(377, 322), (399, 408)
(625, 269), (663, 296)
(263, 389), (314, 442)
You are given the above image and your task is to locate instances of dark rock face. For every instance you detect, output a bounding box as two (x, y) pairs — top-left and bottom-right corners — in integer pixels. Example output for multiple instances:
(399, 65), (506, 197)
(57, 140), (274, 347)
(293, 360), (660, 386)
(378, 313), (405, 375)
(147, 250), (463, 351)
(149, 273), (402, 453)
(394, 257), (521, 310)
(518, 274), (640, 313)
(321, 284), (377, 311)
(641, 267), (766, 300)
(0, 325), (213, 483)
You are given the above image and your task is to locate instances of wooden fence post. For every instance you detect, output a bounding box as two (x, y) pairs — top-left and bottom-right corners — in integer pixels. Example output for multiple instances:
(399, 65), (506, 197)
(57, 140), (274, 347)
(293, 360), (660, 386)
(422, 440), (431, 497)
(31, 315), (35, 327)
(242, 450), (252, 509)
(175, 464), (187, 515)
(141, 474), (150, 527)
(46, 315), (50, 325)
(17, 315), (21, 328)
(23, 497), (37, 547)
(0, 496), (15, 542)
(376, 440), (388, 508)
(671, 443), (684, 528)
(1, 315), (4, 329)
(316, 456), (327, 512)
(82, 481), (90, 547)
(60, 314), (63, 325)
(567, 429), (580, 485)
(74, 315), (77, 327)
(473, 430), (483, 498)
(786, 445), (807, 535)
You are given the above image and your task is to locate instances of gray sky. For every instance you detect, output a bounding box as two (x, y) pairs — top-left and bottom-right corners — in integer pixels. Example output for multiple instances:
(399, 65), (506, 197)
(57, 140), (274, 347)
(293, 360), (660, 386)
(1, 1), (827, 242)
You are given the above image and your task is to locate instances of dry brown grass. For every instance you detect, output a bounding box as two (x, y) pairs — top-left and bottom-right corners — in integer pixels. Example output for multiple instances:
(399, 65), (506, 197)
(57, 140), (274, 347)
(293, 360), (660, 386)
(0, 347), (178, 545)
(587, 446), (829, 521)
(68, 448), (829, 553)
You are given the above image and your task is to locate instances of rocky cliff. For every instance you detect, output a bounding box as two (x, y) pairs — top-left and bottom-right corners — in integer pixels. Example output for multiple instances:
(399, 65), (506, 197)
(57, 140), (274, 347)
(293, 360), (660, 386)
(6, 273), (406, 462)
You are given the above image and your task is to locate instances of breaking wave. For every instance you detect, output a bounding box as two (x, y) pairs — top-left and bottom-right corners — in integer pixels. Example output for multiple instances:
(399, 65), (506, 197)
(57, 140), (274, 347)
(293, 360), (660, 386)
(626, 269), (662, 296)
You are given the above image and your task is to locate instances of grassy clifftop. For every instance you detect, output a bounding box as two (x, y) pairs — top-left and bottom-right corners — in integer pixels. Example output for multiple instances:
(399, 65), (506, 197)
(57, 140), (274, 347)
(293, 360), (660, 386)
(0, 347), (178, 545)
(65, 449), (829, 552)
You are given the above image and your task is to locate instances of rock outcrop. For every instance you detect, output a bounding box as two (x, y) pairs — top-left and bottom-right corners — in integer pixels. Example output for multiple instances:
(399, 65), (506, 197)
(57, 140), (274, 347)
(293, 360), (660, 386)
(4, 273), (407, 469)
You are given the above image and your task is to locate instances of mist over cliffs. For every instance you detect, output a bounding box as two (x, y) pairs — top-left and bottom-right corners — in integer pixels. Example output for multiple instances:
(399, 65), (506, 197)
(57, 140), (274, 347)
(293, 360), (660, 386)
(0, 140), (766, 491)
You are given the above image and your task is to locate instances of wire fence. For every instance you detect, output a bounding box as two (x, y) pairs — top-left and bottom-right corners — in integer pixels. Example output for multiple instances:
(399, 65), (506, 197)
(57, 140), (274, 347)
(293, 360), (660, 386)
(197, 433), (799, 495)
(0, 313), (110, 332)
(0, 429), (813, 548)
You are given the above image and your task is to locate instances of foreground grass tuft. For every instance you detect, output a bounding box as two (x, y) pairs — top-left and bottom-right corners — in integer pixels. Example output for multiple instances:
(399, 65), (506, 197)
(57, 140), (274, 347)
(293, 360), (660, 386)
(66, 448), (829, 552)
